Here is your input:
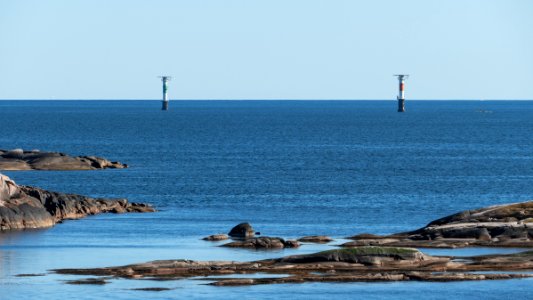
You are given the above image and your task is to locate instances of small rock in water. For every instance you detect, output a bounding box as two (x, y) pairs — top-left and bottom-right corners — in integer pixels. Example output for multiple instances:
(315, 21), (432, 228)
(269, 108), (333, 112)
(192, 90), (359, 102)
(283, 239), (301, 248)
(222, 237), (300, 249)
(228, 222), (255, 239)
(202, 234), (229, 241)
(297, 235), (334, 243)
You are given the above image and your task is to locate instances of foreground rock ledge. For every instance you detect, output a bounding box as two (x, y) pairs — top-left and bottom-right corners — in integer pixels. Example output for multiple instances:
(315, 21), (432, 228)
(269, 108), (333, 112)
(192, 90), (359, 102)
(53, 247), (533, 286)
(344, 201), (533, 248)
(0, 173), (154, 230)
(0, 149), (127, 170)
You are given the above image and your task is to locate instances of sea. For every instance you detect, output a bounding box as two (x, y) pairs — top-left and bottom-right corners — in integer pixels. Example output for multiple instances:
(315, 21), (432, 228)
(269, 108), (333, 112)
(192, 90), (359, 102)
(1, 100), (532, 299)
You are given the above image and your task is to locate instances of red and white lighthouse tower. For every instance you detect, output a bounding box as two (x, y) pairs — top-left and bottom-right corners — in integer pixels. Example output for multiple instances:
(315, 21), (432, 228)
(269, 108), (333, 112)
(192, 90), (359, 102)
(394, 74), (409, 112)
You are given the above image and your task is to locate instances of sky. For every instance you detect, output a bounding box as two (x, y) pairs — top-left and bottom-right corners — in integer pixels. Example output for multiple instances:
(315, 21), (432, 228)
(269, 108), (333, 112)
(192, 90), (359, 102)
(0, 0), (532, 100)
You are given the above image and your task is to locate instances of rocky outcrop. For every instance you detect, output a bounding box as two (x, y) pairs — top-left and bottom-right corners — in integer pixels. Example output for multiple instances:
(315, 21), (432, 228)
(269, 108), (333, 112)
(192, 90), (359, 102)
(297, 235), (333, 243)
(222, 237), (300, 249)
(0, 173), (154, 230)
(0, 149), (127, 170)
(228, 222), (255, 239)
(53, 247), (533, 286)
(344, 201), (533, 248)
(206, 223), (298, 248)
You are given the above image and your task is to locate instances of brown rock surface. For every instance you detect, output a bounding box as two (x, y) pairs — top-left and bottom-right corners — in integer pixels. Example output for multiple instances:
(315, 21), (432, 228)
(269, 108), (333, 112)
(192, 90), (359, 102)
(0, 149), (127, 170)
(345, 201), (533, 248)
(297, 235), (333, 243)
(0, 173), (154, 230)
(53, 247), (533, 286)
(228, 222), (255, 239)
(202, 234), (229, 241)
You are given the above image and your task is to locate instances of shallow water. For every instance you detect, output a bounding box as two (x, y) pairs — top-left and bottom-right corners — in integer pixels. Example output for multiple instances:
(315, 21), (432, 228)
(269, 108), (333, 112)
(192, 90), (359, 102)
(1, 100), (533, 299)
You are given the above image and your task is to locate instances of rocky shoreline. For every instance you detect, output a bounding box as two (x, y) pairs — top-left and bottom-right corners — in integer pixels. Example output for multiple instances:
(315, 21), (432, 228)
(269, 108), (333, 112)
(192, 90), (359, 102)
(3, 163), (533, 287)
(200, 201), (533, 250)
(0, 173), (154, 230)
(54, 247), (533, 286)
(49, 201), (533, 287)
(0, 149), (127, 170)
(344, 201), (533, 248)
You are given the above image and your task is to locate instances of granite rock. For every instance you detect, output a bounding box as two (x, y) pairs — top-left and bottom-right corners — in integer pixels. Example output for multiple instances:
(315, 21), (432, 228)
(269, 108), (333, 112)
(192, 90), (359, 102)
(228, 222), (255, 239)
(0, 149), (127, 170)
(345, 201), (533, 248)
(0, 173), (154, 230)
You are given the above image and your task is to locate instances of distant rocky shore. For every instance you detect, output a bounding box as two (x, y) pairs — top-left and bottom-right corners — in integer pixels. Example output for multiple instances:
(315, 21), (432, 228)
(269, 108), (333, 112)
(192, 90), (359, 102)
(0, 173), (154, 230)
(0, 149), (127, 170)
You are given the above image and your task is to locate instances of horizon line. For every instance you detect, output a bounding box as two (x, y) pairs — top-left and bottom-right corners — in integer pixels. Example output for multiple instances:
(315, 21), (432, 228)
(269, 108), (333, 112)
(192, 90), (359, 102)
(1, 99), (533, 101)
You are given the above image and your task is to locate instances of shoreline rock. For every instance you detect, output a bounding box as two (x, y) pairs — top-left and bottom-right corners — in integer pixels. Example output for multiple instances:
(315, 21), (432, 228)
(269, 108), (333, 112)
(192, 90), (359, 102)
(52, 246), (533, 286)
(50, 201), (533, 286)
(344, 201), (533, 249)
(0, 173), (154, 231)
(0, 149), (127, 170)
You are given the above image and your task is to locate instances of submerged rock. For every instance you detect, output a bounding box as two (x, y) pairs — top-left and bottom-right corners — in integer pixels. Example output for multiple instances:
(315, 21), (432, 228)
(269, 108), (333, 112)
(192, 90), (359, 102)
(131, 287), (173, 291)
(297, 235), (333, 243)
(65, 277), (110, 285)
(202, 234), (229, 241)
(0, 173), (154, 230)
(15, 273), (46, 277)
(0, 149), (127, 170)
(228, 222), (255, 239)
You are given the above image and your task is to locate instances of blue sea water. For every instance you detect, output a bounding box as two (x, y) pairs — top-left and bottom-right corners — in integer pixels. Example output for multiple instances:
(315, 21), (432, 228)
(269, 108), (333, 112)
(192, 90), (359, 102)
(0, 100), (533, 299)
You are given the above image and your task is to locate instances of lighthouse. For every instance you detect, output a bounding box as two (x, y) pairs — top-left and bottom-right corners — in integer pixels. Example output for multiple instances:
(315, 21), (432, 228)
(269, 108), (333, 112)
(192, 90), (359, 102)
(394, 74), (409, 112)
(159, 76), (171, 110)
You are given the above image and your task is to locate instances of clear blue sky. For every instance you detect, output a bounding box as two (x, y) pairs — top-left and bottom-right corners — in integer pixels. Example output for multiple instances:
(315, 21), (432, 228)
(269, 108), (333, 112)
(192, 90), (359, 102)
(0, 0), (532, 100)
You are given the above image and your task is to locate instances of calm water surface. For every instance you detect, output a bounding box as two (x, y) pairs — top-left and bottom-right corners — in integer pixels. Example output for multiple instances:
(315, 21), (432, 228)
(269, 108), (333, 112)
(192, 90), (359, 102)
(1, 100), (533, 299)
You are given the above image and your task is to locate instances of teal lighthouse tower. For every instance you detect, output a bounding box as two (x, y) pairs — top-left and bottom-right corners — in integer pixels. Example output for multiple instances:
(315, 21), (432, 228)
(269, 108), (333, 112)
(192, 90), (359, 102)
(159, 76), (171, 110)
